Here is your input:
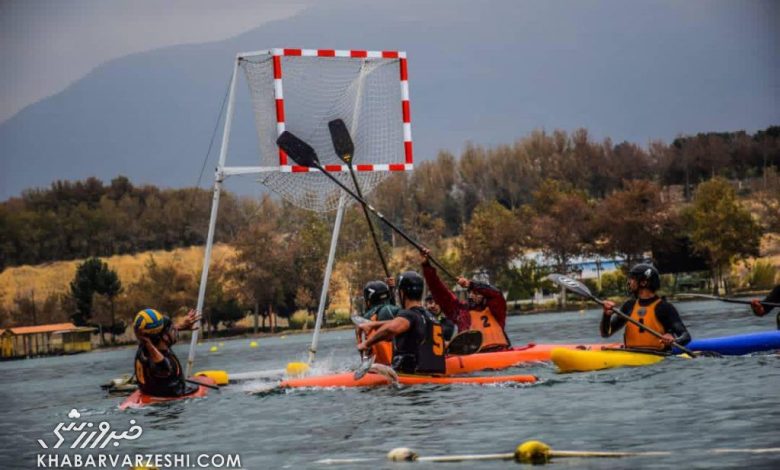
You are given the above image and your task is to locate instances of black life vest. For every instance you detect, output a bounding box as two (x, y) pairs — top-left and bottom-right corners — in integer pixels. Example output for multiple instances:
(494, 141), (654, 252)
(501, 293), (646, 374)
(134, 346), (191, 397)
(392, 306), (446, 374)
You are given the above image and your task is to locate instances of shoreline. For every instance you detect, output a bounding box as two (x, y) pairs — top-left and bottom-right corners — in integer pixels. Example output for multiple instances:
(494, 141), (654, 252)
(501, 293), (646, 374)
(3, 290), (771, 361)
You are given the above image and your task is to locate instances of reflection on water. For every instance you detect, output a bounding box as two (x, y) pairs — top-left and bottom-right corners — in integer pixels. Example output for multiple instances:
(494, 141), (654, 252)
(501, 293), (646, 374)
(0, 300), (778, 469)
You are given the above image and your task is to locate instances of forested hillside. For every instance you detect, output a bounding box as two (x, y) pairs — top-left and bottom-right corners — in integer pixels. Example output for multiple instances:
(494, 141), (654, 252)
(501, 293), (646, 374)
(1, 127), (778, 332)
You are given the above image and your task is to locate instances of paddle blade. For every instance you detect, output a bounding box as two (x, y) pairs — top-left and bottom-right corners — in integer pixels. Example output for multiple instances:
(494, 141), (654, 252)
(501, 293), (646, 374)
(328, 119), (355, 164)
(547, 273), (594, 299)
(276, 131), (320, 167)
(446, 330), (483, 355)
(353, 355), (375, 380)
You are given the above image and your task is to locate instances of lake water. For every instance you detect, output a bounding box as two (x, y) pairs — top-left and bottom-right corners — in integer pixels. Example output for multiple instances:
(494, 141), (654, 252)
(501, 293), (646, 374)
(1, 299), (778, 469)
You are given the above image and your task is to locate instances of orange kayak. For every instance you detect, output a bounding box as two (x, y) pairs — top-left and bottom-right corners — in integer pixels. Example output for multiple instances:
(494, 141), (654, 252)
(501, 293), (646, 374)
(119, 377), (216, 410)
(444, 342), (616, 374)
(279, 372), (537, 389)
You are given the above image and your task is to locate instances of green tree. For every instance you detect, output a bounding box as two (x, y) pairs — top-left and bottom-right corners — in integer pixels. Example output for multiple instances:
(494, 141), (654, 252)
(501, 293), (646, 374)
(686, 177), (762, 294)
(461, 200), (525, 289)
(69, 257), (123, 343)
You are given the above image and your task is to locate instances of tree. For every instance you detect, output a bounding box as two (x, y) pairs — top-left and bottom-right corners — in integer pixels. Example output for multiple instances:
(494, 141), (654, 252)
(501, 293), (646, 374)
(96, 264), (122, 343)
(69, 257), (123, 344)
(686, 177), (762, 294)
(529, 182), (595, 306)
(123, 255), (194, 323)
(227, 197), (293, 331)
(461, 200), (525, 288)
(594, 180), (668, 266)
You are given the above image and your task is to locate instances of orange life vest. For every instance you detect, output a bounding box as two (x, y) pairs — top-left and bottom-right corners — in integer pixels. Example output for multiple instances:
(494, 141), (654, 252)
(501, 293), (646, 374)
(468, 307), (509, 350)
(368, 312), (393, 365)
(624, 298), (666, 350)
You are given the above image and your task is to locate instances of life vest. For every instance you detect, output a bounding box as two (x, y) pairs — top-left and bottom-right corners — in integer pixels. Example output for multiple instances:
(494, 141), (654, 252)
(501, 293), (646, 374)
(624, 298), (666, 350)
(392, 307), (446, 374)
(468, 307), (510, 350)
(134, 347), (188, 397)
(367, 311), (394, 365)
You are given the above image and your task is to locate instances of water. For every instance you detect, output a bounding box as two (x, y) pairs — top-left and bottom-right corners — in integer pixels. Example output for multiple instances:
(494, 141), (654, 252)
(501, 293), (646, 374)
(1, 300), (778, 469)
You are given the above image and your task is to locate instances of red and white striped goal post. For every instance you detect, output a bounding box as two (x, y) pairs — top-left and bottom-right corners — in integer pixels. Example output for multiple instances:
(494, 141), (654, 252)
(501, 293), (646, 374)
(237, 48), (413, 174)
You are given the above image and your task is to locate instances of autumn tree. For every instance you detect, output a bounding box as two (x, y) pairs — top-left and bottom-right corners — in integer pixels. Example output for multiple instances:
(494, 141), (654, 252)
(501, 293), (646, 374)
(529, 182), (596, 306)
(461, 200), (525, 289)
(123, 255), (195, 319)
(686, 177), (762, 294)
(594, 180), (668, 266)
(228, 196), (293, 330)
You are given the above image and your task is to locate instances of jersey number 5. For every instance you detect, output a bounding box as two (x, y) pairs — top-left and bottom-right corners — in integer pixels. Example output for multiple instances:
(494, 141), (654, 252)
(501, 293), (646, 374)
(432, 325), (444, 356)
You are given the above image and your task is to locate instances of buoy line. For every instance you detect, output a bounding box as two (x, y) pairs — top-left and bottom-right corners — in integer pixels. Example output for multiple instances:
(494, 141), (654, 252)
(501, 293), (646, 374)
(315, 440), (780, 465)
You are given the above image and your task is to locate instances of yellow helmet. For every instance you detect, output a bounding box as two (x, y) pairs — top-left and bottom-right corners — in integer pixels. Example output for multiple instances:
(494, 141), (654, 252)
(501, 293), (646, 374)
(134, 308), (167, 335)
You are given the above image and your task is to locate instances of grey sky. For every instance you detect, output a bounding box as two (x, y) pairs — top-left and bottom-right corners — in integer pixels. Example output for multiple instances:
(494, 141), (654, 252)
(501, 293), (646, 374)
(0, 0), (310, 123)
(0, 0), (777, 200)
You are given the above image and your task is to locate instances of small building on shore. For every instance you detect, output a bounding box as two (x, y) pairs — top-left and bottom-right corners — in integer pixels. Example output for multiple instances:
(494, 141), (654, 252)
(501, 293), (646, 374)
(0, 323), (96, 359)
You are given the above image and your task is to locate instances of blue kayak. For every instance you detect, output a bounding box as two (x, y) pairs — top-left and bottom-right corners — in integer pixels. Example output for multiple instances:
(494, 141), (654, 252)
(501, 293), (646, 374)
(674, 330), (780, 355)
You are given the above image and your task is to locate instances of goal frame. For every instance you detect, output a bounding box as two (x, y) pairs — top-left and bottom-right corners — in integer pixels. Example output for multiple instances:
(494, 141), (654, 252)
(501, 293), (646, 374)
(186, 48), (414, 375)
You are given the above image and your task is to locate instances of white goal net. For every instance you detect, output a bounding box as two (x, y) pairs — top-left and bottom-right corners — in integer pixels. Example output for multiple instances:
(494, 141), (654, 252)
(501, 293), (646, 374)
(238, 48), (412, 212)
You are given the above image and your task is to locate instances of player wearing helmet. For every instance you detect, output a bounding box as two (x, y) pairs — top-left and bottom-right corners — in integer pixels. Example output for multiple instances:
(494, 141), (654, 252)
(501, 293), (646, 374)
(356, 271), (445, 374)
(133, 308), (200, 397)
(600, 263), (691, 351)
(358, 279), (400, 364)
(419, 249), (510, 351)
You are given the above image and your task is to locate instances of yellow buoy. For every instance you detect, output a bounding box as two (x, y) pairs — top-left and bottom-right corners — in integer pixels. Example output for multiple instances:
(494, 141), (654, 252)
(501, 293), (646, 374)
(194, 370), (229, 386)
(280, 335), (287, 339)
(209, 345), (218, 353)
(286, 362), (310, 377)
(249, 341), (258, 348)
(515, 440), (551, 464)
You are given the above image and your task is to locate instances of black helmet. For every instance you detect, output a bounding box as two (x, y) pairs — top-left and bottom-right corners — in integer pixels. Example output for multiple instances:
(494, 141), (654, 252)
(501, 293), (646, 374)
(397, 271), (425, 300)
(628, 262), (661, 291)
(363, 280), (390, 305)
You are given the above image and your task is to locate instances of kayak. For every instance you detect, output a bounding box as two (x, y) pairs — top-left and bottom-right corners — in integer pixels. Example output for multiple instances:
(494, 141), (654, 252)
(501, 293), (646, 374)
(119, 377), (216, 410)
(443, 342), (617, 374)
(279, 372), (537, 389)
(674, 330), (780, 356)
(551, 348), (666, 373)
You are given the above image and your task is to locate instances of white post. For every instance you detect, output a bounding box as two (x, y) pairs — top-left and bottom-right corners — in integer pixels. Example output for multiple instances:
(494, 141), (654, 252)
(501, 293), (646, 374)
(308, 194), (347, 364)
(186, 58), (239, 377)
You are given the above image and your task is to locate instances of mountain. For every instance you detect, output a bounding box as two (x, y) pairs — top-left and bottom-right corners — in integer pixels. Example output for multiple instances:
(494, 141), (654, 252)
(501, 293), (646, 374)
(1, 0), (777, 200)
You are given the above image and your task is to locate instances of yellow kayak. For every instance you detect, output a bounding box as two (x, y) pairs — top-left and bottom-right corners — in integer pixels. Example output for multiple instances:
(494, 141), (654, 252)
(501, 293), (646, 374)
(551, 347), (666, 373)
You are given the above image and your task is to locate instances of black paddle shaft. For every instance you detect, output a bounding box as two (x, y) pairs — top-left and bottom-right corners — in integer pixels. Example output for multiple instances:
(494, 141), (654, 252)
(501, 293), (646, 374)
(328, 119), (391, 278)
(277, 131), (457, 281)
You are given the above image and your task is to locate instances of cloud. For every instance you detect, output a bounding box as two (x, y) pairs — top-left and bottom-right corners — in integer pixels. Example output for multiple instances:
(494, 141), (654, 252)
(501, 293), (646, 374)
(0, 0), (311, 123)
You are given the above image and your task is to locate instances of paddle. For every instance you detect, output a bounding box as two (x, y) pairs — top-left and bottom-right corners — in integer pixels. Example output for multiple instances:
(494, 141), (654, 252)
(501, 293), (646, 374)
(445, 330), (483, 355)
(328, 119), (391, 278)
(677, 293), (780, 308)
(185, 377), (220, 391)
(276, 130), (457, 281)
(547, 273), (700, 357)
(350, 315), (376, 380)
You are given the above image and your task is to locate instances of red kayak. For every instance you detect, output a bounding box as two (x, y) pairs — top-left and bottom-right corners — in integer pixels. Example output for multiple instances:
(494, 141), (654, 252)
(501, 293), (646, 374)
(443, 342), (617, 374)
(119, 377), (216, 410)
(279, 372), (537, 389)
